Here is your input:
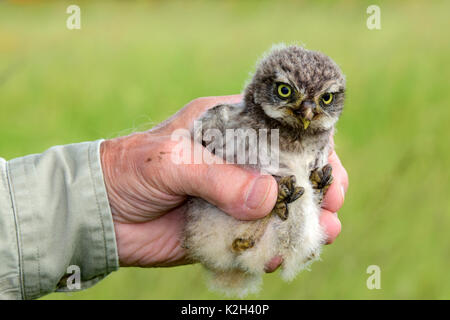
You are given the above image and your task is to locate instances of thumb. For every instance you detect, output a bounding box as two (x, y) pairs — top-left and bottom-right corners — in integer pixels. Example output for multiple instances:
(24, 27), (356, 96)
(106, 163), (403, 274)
(169, 142), (278, 220)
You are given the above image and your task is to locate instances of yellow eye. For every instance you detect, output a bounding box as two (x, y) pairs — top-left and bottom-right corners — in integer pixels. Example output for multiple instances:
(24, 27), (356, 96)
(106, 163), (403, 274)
(321, 93), (333, 105)
(277, 84), (292, 99)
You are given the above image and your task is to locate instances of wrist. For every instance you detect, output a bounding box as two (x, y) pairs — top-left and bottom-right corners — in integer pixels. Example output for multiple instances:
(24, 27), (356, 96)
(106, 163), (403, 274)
(100, 136), (141, 224)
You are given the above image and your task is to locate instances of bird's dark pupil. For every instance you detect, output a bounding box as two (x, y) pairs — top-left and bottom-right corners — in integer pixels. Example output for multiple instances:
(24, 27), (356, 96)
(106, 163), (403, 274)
(323, 93), (330, 100)
(281, 87), (289, 94)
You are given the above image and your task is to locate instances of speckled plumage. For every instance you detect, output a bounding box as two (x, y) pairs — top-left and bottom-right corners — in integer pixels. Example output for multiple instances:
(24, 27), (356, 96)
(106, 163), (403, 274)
(183, 44), (346, 296)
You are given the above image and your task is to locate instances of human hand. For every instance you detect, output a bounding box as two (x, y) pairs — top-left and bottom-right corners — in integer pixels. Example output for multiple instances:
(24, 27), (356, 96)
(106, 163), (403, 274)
(100, 95), (348, 270)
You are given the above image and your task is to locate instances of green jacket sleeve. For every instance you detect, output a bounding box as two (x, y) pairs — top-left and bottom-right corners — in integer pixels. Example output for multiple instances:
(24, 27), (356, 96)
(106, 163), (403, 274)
(0, 140), (119, 299)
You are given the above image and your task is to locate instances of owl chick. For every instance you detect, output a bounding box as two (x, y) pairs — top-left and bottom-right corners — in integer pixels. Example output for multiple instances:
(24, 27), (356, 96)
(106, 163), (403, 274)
(183, 44), (346, 296)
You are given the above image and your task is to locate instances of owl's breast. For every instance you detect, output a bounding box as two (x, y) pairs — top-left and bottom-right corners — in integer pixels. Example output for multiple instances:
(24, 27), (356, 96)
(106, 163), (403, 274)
(264, 134), (330, 178)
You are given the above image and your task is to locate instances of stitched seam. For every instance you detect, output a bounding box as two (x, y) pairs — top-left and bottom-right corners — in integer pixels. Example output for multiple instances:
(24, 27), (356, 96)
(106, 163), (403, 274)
(26, 158), (41, 297)
(87, 143), (109, 272)
(5, 161), (25, 299)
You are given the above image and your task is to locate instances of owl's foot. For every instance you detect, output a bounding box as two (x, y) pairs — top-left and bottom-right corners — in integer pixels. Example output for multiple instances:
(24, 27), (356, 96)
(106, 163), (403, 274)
(310, 164), (333, 203)
(273, 175), (304, 220)
(231, 175), (304, 253)
(232, 238), (255, 252)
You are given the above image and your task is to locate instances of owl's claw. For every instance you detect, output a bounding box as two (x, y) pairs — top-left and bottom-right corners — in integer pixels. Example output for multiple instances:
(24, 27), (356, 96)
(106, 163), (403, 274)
(273, 175), (304, 220)
(232, 238), (255, 252)
(310, 164), (333, 203)
(273, 201), (288, 220)
(290, 186), (305, 203)
(231, 175), (305, 253)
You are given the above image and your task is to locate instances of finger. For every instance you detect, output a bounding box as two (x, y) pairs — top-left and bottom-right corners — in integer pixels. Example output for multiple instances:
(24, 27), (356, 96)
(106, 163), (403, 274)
(320, 209), (342, 244)
(168, 140), (278, 221)
(151, 95), (243, 134)
(322, 150), (349, 213)
(265, 256), (283, 273)
(116, 207), (189, 267)
(179, 163), (278, 221)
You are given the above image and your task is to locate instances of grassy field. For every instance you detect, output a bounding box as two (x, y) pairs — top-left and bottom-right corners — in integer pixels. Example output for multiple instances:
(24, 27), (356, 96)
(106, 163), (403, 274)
(1, 0), (449, 299)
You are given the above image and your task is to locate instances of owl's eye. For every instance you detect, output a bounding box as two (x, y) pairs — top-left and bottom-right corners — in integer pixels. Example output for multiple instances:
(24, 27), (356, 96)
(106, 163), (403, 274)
(277, 84), (292, 99)
(321, 93), (333, 105)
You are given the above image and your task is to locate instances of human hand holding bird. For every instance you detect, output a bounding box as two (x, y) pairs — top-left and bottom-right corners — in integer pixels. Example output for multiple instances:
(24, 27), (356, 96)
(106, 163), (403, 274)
(101, 93), (347, 272)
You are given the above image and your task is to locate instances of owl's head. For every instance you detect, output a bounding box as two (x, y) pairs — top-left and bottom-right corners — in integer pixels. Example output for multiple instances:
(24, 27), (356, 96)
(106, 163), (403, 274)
(244, 45), (345, 131)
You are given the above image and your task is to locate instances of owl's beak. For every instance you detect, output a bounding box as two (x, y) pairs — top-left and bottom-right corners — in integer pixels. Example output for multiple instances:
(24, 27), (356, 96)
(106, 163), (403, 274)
(298, 101), (315, 130)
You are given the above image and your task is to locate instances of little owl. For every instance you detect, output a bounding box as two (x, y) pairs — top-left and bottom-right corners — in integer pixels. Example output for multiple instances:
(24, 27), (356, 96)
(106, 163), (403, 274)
(183, 44), (346, 296)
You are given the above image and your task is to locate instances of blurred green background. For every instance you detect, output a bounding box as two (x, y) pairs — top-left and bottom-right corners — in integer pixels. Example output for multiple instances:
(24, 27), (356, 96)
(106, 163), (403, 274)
(1, 0), (449, 299)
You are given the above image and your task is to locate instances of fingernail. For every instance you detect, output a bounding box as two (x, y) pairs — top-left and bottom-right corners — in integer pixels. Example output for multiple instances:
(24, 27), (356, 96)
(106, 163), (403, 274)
(340, 185), (345, 201)
(245, 176), (273, 209)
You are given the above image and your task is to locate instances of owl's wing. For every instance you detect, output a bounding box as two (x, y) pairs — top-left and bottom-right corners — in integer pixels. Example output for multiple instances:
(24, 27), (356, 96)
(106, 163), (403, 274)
(193, 103), (243, 134)
(192, 103), (245, 157)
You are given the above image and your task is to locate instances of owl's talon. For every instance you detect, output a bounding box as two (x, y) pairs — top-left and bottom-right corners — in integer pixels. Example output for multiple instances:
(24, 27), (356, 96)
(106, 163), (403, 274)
(279, 175), (296, 191)
(278, 185), (290, 202)
(310, 164), (333, 203)
(310, 164), (333, 189)
(232, 238), (255, 252)
(277, 175), (303, 204)
(289, 186), (305, 203)
(274, 201), (288, 220)
(231, 175), (303, 253)
(272, 175), (304, 220)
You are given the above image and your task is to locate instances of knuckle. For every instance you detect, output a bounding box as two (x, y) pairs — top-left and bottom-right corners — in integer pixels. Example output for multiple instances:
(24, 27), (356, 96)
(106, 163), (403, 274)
(190, 96), (210, 106)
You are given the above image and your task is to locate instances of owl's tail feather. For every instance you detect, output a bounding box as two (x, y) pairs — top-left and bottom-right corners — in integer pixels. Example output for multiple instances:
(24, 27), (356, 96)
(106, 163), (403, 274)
(207, 269), (262, 298)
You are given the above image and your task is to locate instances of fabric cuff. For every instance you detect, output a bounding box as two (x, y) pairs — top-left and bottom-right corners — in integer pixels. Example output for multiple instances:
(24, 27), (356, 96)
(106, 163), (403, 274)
(6, 140), (119, 299)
